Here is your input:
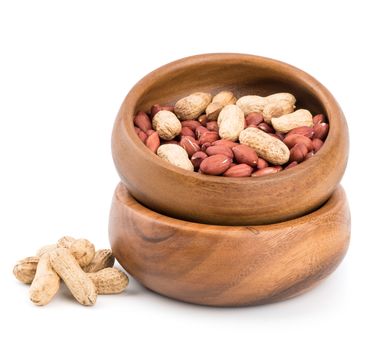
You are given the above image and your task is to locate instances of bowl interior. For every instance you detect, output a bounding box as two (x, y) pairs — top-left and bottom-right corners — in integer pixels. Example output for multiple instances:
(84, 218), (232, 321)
(133, 55), (327, 119)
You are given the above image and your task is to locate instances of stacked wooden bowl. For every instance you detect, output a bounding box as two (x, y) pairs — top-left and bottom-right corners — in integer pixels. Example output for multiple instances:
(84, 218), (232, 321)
(109, 53), (350, 306)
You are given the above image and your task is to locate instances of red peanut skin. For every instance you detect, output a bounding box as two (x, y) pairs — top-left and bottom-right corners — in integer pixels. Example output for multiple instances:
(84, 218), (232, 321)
(212, 140), (239, 149)
(191, 151), (207, 169)
(200, 155), (232, 175)
(206, 121), (219, 132)
(312, 138), (324, 152)
(256, 158), (269, 170)
(206, 145), (234, 158)
(138, 130), (148, 143)
(287, 126), (315, 139)
(285, 161), (298, 170)
(198, 131), (219, 145)
(223, 164), (253, 177)
(252, 167), (279, 177)
(198, 114), (208, 126)
(195, 126), (209, 139)
(180, 126), (195, 138)
(181, 120), (201, 131)
(179, 136), (200, 156)
(150, 104), (174, 118)
(201, 142), (211, 152)
(290, 143), (308, 162)
(258, 122), (274, 133)
(232, 145), (258, 167)
(245, 112), (264, 126)
(284, 134), (313, 151)
(313, 114), (326, 125)
(145, 131), (160, 153)
(313, 123), (329, 140)
(134, 111), (152, 132)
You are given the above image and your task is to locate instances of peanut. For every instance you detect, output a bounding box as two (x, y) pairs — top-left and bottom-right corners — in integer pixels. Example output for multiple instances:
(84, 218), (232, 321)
(223, 164), (253, 177)
(191, 151), (208, 169)
(199, 154), (232, 175)
(174, 92), (212, 120)
(206, 145), (233, 158)
(69, 239), (95, 267)
(87, 268), (128, 295)
(236, 95), (266, 115)
(157, 144), (194, 171)
(179, 136), (200, 156)
(133, 111), (152, 132)
(145, 131), (160, 153)
(13, 257), (39, 284)
(217, 105), (244, 141)
(206, 91), (236, 120)
(36, 244), (57, 256)
(29, 252), (60, 306)
(263, 99), (295, 124)
(50, 248), (97, 306)
(251, 167), (280, 177)
(239, 127), (290, 165)
(152, 110), (181, 140)
(271, 109), (313, 133)
(232, 145), (258, 167)
(150, 104), (174, 118)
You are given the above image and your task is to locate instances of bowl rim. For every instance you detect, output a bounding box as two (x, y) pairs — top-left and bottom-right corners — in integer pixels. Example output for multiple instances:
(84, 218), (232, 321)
(114, 182), (347, 233)
(116, 53), (346, 185)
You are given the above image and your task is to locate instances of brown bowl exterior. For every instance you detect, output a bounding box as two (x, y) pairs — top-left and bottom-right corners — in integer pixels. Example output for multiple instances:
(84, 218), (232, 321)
(109, 183), (350, 307)
(112, 53), (349, 225)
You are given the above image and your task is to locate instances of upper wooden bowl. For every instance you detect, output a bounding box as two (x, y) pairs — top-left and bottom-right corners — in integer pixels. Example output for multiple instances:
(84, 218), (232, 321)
(112, 53), (349, 225)
(109, 183), (350, 307)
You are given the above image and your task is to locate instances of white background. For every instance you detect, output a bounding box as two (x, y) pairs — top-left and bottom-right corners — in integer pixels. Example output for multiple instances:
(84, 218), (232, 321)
(0, 1), (369, 349)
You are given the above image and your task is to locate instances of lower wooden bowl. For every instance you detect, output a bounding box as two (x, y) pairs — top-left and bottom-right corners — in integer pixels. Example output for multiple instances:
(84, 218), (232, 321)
(109, 183), (350, 306)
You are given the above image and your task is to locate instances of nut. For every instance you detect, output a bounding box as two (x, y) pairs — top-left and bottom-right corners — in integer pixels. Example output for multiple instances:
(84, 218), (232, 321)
(195, 125), (209, 139)
(251, 167), (279, 177)
(236, 95), (266, 115)
(198, 131), (219, 145)
(285, 161), (298, 170)
(271, 109), (313, 133)
(87, 268), (128, 295)
(50, 247), (97, 306)
(289, 143), (308, 162)
(232, 145), (258, 167)
(13, 257), (40, 284)
(212, 139), (239, 149)
(69, 239), (95, 268)
(312, 138), (324, 152)
(83, 249), (115, 273)
(245, 112), (264, 126)
(266, 92), (296, 105)
(181, 120), (201, 130)
(133, 111), (152, 132)
(218, 105), (245, 141)
(152, 110), (182, 140)
(206, 121), (219, 132)
(198, 114), (208, 126)
(313, 114), (326, 125)
(239, 127), (290, 165)
(174, 92), (212, 120)
(179, 136), (201, 156)
(313, 122), (329, 140)
(206, 145), (234, 158)
(263, 99), (295, 124)
(283, 134), (313, 151)
(150, 104), (174, 118)
(206, 91), (236, 120)
(199, 154), (232, 175)
(180, 126), (195, 138)
(29, 252), (60, 306)
(287, 126), (314, 138)
(256, 157), (269, 169)
(145, 131), (160, 153)
(157, 144), (194, 171)
(258, 122), (274, 133)
(223, 164), (253, 177)
(190, 151), (208, 169)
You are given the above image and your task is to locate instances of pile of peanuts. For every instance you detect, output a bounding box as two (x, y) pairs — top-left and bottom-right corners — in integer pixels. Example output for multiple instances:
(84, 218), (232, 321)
(13, 236), (128, 306)
(133, 91), (329, 177)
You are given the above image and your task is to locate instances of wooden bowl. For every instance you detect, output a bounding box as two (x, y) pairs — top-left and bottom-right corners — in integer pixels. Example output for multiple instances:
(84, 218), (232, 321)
(112, 53), (349, 225)
(109, 183), (350, 307)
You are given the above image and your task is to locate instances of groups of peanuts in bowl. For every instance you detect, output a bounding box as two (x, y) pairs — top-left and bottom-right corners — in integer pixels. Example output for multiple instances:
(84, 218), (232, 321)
(134, 91), (329, 177)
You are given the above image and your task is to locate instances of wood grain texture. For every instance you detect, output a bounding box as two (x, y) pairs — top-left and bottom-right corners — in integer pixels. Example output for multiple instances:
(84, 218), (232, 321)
(112, 53), (349, 225)
(109, 183), (350, 307)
